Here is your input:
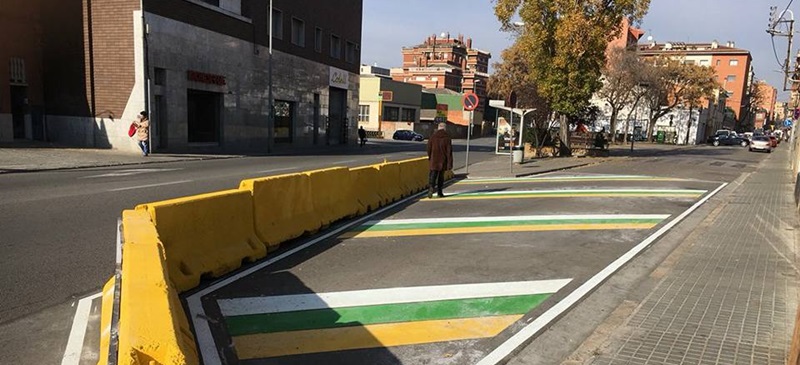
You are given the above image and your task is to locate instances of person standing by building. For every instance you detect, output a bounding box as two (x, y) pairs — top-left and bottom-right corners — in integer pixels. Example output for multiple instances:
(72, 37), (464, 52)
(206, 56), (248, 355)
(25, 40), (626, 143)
(358, 126), (367, 147)
(426, 122), (453, 199)
(133, 111), (150, 156)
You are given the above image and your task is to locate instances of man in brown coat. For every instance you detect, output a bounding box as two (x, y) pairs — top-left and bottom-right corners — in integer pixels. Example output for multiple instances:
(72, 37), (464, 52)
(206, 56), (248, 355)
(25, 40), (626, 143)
(426, 122), (453, 198)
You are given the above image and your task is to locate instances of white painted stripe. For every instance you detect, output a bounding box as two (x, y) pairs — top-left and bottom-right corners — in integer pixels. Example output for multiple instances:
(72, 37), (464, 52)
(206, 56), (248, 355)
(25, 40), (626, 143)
(451, 189), (707, 196)
(61, 292), (103, 365)
(81, 168), (181, 179)
(332, 159), (357, 164)
(107, 180), (192, 192)
(187, 189), (433, 365)
(477, 182), (728, 365)
(463, 175), (661, 182)
(364, 214), (672, 226)
(256, 167), (295, 174)
(218, 279), (572, 317)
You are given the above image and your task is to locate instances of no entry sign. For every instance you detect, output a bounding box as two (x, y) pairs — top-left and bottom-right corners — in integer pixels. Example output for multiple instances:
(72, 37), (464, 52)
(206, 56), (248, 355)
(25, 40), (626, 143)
(463, 92), (480, 111)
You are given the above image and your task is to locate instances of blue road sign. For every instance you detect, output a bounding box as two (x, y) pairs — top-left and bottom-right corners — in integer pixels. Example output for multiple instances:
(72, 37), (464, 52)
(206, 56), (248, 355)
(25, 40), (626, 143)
(785, 119), (793, 127)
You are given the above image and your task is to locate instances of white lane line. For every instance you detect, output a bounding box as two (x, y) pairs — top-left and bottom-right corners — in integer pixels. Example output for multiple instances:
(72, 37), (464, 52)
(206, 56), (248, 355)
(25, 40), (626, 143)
(449, 189), (708, 196)
(476, 182), (728, 365)
(81, 168), (181, 179)
(61, 292), (103, 365)
(331, 159), (357, 164)
(363, 214), (671, 226)
(218, 279), (572, 316)
(187, 189), (433, 365)
(255, 167), (295, 174)
(107, 180), (192, 192)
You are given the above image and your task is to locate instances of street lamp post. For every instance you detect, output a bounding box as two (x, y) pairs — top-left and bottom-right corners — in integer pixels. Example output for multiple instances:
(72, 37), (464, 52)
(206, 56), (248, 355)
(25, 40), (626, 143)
(267, 0), (274, 153)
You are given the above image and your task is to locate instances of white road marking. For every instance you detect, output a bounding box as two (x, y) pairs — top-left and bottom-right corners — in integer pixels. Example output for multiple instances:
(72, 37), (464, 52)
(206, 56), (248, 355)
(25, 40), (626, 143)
(107, 180), (192, 192)
(476, 182), (728, 365)
(187, 189), (432, 365)
(61, 292), (103, 365)
(81, 168), (181, 179)
(448, 189), (707, 196)
(255, 167), (295, 174)
(363, 214), (671, 226)
(331, 159), (357, 164)
(218, 279), (572, 316)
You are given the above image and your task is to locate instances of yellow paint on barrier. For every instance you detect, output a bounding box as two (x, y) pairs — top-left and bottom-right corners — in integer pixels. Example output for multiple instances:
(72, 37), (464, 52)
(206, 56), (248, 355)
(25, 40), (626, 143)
(136, 189), (265, 292)
(350, 165), (384, 214)
(377, 162), (403, 203)
(241, 173), (319, 250)
(307, 167), (359, 226)
(117, 209), (199, 365)
(396, 157), (429, 195)
(233, 315), (521, 359)
(96, 277), (115, 365)
(341, 223), (658, 239)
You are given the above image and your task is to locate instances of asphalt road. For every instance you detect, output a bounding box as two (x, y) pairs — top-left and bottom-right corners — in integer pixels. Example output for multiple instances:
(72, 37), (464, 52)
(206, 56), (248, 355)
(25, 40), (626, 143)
(0, 138), (498, 365)
(0, 140), (768, 365)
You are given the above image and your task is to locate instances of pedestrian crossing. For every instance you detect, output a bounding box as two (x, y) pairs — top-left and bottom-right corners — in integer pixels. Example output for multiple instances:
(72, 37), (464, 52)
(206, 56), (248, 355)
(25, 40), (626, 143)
(201, 173), (720, 364)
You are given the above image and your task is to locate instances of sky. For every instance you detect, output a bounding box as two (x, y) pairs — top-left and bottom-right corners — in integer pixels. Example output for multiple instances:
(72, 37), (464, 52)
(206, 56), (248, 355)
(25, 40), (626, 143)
(361, 0), (796, 100)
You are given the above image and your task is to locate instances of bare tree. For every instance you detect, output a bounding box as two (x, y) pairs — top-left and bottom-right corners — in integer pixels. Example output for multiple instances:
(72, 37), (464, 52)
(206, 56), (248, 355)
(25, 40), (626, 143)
(597, 46), (640, 142)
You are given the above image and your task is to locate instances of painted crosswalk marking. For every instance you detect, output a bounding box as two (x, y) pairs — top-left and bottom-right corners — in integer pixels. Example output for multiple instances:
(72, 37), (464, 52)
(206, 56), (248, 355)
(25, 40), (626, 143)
(340, 214), (670, 239)
(425, 188), (707, 201)
(457, 174), (686, 185)
(219, 279), (571, 359)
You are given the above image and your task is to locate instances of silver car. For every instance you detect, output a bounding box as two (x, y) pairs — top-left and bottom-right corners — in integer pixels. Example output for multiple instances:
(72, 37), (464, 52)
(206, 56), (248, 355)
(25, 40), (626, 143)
(748, 136), (772, 153)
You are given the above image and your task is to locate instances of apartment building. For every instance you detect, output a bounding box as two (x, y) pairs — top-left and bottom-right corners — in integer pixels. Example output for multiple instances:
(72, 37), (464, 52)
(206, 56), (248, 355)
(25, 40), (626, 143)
(755, 80), (778, 129)
(1, 0), (363, 153)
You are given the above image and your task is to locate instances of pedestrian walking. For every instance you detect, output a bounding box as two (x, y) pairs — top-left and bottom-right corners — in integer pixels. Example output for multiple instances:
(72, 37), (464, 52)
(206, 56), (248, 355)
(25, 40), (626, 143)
(358, 126), (367, 147)
(426, 122), (453, 199)
(133, 111), (150, 156)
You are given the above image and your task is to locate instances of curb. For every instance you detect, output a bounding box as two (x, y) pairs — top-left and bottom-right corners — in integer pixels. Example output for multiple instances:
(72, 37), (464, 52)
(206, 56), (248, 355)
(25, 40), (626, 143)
(0, 155), (244, 174)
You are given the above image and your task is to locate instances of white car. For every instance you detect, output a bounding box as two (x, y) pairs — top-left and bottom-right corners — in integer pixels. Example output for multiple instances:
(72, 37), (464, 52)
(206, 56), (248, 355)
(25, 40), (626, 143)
(748, 136), (772, 153)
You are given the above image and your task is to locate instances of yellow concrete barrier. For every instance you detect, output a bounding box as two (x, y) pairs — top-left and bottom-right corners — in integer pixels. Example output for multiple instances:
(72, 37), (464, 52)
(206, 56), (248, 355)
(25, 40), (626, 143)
(377, 161), (404, 203)
(96, 277), (115, 365)
(240, 173), (319, 250)
(116, 209), (199, 365)
(136, 189), (265, 292)
(350, 165), (383, 214)
(307, 167), (359, 226)
(397, 157), (428, 194)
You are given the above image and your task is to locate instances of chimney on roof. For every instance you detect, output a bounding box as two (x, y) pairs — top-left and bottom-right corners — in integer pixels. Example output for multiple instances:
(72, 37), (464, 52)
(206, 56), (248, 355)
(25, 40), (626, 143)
(725, 41), (732, 47)
(730, 41), (736, 48)
(466, 37), (472, 49)
(711, 40), (718, 49)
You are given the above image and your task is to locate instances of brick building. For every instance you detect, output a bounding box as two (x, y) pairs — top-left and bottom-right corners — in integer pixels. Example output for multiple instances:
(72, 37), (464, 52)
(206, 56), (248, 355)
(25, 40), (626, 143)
(754, 80), (778, 129)
(390, 33), (490, 131)
(1, 0), (363, 153)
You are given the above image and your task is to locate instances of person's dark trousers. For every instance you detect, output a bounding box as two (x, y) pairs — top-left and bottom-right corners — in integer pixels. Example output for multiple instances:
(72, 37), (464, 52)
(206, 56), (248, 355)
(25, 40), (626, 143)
(428, 170), (445, 197)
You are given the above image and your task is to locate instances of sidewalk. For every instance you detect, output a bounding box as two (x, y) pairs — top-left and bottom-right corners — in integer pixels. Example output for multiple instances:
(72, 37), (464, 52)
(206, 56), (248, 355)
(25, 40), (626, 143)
(458, 142), (695, 178)
(550, 146), (800, 364)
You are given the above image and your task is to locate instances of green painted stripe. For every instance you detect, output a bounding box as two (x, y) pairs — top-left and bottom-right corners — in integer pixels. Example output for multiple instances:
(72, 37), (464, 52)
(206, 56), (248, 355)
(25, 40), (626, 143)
(225, 294), (550, 336)
(352, 218), (664, 233)
(452, 190), (705, 197)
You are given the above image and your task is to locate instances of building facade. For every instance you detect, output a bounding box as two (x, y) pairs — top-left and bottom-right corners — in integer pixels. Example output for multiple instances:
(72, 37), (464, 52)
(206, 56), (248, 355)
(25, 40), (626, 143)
(358, 67), (422, 137)
(754, 81), (778, 129)
(2, 0), (363, 153)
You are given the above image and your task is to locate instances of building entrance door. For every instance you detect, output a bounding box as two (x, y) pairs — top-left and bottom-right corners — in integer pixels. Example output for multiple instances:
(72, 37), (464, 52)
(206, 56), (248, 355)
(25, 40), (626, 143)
(10, 86), (27, 139)
(328, 87), (347, 145)
(187, 89), (221, 144)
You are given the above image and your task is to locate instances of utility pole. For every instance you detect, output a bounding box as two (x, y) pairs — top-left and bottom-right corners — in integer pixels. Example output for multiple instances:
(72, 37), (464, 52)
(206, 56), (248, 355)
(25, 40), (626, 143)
(767, 6), (795, 91)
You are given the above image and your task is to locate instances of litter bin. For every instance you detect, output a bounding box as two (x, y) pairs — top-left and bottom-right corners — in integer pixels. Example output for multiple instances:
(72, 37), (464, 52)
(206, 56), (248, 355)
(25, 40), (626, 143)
(512, 146), (524, 163)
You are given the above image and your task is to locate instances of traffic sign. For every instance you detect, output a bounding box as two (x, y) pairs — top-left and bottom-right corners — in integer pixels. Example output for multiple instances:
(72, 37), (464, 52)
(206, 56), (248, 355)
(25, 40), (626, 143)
(463, 92), (480, 111)
(785, 119), (793, 127)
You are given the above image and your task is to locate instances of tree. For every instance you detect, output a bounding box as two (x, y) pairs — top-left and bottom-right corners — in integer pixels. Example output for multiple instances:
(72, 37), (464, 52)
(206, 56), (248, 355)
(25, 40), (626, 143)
(597, 46), (641, 142)
(641, 57), (717, 142)
(738, 81), (765, 131)
(495, 0), (650, 151)
(488, 42), (553, 153)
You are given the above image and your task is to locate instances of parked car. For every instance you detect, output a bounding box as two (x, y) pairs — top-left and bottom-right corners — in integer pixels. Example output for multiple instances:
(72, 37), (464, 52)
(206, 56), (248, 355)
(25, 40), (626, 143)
(392, 130), (424, 141)
(768, 135), (778, 147)
(748, 136), (772, 153)
(707, 134), (748, 147)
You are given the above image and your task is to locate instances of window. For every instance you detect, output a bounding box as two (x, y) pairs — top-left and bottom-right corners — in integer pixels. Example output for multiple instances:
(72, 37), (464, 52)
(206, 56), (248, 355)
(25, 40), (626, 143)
(401, 108), (415, 121)
(9, 57), (25, 84)
(315, 27), (323, 53)
(358, 105), (370, 122)
(271, 9), (283, 40)
(330, 35), (341, 59)
(726, 75), (736, 82)
(684, 60), (695, 65)
(729, 59), (738, 66)
(383, 106), (399, 121)
(716, 59), (721, 66)
(345, 41), (356, 63)
(291, 18), (305, 47)
(699, 59), (710, 66)
(154, 67), (166, 85)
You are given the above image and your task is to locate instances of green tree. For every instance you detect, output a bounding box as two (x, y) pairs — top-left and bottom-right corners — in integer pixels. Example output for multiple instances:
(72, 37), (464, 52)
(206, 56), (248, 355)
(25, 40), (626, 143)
(495, 0), (650, 151)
